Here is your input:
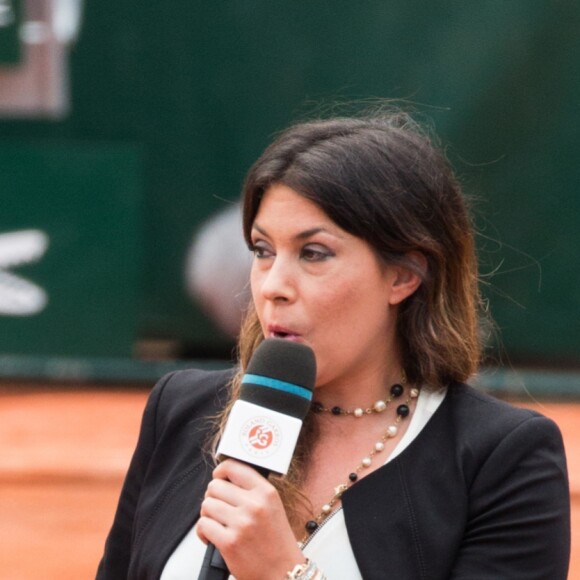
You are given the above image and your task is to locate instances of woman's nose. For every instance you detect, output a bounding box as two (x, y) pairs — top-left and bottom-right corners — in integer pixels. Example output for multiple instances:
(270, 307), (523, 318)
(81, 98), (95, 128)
(258, 257), (297, 303)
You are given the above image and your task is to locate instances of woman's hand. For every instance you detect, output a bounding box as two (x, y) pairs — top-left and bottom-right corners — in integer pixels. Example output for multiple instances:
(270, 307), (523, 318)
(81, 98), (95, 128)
(196, 459), (305, 580)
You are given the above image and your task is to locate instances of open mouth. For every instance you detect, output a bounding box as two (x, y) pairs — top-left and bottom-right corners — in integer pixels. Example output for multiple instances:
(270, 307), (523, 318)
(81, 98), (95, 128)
(272, 331), (291, 339)
(268, 326), (301, 341)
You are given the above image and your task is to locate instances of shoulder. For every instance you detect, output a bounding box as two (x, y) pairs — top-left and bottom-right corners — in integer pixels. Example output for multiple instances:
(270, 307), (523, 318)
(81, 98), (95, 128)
(447, 383), (540, 423)
(443, 383), (567, 483)
(145, 367), (235, 439)
(447, 382), (554, 432)
(410, 383), (565, 471)
(153, 367), (235, 410)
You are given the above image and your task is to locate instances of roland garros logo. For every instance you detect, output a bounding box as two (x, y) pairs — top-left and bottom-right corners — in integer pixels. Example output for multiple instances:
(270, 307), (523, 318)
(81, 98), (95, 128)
(240, 416), (282, 458)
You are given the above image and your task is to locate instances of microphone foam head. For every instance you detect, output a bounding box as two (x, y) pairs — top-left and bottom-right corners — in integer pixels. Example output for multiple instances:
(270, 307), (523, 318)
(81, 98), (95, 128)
(241, 339), (316, 420)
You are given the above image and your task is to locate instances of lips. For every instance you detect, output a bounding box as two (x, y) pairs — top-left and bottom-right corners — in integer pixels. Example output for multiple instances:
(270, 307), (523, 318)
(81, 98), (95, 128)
(267, 324), (303, 342)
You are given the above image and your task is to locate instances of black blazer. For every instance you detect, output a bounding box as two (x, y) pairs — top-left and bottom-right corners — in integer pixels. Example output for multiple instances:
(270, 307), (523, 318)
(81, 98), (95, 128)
(97, 369), (570, 579)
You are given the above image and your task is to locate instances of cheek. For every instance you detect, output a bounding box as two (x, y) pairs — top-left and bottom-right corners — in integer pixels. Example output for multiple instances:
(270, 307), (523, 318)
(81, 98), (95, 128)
(249, 266), (263, 303)
(315, 277), (390, 340)
(249, 270), (265, 321)
(249, 268), (258, 301)
(312, 281), (363, 327)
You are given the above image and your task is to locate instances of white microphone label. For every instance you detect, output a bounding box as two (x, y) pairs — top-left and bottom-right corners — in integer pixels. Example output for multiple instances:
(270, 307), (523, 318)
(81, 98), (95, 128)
(216, 400), (303, 475)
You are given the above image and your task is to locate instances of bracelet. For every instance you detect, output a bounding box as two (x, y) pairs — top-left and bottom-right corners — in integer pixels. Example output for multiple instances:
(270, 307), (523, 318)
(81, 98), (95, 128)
(286, 557), (326, 580)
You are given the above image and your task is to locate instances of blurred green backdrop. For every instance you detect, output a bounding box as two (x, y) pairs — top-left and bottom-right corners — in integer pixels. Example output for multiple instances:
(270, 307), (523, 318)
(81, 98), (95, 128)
(0, 1), (578, 370)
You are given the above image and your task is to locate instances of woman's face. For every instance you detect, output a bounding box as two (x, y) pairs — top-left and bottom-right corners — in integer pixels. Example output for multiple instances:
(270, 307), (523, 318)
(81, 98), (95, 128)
(250, 183), (413, 391)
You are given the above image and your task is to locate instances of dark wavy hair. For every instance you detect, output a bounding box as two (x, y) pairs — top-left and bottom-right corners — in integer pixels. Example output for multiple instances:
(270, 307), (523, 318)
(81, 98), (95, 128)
(240, 113), (482, 389)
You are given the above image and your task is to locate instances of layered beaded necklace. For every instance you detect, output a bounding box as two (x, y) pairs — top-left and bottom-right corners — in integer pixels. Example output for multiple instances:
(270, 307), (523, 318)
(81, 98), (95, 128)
(302, 380), (419, 542)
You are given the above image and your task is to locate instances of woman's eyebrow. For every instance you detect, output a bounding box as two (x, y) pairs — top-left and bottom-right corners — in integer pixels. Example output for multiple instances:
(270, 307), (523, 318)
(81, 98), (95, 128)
(296, 227), (329, 240)
(252, 223), (340, 240)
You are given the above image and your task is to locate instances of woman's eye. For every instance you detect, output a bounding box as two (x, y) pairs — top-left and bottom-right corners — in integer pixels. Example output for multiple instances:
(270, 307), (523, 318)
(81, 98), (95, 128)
(301, 245), (333, 262)
(250, 242), (273, 259)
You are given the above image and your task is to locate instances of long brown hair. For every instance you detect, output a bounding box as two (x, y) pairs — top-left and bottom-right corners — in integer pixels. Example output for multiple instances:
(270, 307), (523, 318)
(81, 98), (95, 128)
(214, 111), (483, 524)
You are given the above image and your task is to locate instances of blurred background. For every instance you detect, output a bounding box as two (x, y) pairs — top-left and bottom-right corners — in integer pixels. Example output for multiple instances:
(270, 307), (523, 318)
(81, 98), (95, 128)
(0, 1), (578, 578)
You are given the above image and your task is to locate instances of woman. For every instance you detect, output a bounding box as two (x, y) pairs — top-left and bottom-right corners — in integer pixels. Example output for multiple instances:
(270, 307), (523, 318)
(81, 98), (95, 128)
(97, 113), (570, 579)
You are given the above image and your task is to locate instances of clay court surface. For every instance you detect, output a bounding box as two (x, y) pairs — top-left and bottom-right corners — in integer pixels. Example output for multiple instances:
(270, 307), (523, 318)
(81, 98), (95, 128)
(0, 383), (578, 580)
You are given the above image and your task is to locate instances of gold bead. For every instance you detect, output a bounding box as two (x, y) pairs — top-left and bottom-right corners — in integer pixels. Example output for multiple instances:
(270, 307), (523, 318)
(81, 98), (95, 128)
(373, 400), (387, 412)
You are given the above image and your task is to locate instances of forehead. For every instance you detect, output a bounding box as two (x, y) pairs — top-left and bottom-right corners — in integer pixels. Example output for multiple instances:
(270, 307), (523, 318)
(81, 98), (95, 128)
(253, 183), (334, 228)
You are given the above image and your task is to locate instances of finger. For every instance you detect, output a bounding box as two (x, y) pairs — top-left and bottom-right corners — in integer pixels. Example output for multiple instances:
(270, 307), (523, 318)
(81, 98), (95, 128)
(204, 477), (246, 507)
(195, 517), (209, 545)
(213, 458), (268, 490)
(196, 514), (231, 547)
(200, 495), (238, 525)
(203, 473), (282, 528)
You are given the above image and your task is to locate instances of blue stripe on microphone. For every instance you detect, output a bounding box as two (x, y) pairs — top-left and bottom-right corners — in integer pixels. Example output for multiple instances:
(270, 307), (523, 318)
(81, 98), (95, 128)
(242, 373), (313, 401)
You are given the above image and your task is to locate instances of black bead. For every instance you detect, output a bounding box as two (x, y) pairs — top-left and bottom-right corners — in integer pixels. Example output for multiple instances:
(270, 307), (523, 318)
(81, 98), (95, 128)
(390, 383), (404, 398)
(349, 472), (358, 482)
(305, 520), (319, 533)
(397, 404), (410, 417)
(331, 406), (342, 415)
(311, 401), (324, 413)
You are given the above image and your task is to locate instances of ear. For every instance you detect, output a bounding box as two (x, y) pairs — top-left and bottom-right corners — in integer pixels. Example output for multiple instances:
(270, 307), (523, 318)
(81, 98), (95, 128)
(386, 252), (426, 306)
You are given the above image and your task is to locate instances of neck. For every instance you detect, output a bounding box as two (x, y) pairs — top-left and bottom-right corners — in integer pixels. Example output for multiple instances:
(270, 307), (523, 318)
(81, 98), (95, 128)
(313, 366), (405, 411)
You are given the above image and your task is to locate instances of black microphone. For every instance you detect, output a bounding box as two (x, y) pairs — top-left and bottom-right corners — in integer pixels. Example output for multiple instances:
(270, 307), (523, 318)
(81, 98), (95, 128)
(198, 338), (317, 580)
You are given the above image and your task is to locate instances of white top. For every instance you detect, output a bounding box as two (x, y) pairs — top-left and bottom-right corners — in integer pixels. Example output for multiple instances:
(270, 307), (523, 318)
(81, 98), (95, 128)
(161, 387), (447, 580)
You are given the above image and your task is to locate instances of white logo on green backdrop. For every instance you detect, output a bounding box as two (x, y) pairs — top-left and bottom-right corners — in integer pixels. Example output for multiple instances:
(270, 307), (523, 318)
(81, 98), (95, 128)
(0, 1), (16, 28)
(0, 229), (49, 316)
